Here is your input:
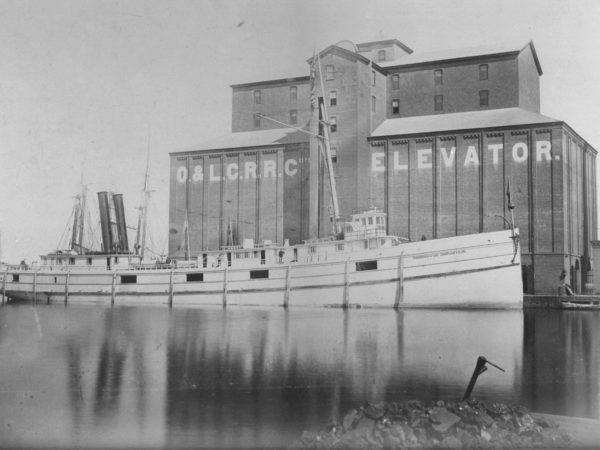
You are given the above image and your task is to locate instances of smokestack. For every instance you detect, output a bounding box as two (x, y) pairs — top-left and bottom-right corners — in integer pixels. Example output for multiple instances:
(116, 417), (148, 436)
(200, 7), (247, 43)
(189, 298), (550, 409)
(97, 192), (112, 252)
(112, 194), (129, 253)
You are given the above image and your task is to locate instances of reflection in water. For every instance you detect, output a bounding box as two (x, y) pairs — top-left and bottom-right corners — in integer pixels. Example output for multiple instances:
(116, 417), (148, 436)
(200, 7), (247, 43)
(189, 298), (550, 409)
(0, 305), (598, 448)
(522, 310), (600, 419)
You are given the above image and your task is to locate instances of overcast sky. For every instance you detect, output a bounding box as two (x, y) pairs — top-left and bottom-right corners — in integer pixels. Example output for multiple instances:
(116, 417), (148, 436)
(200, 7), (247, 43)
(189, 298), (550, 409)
(1, 0), (599, 262)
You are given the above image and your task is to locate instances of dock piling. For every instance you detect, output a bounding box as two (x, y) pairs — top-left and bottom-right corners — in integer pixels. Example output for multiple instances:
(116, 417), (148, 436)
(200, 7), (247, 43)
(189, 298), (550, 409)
(168, 270), (174, 307)
(343, 258), (350, 308)
(111, 272), (117, 305)
(284, 263), (291, 308)
(222, 266), (228, 308)
(394, 253), (404, 309)
(64, 271), (70, 305)
(33, 270), (37, 305)
(2, 268), (7, 304)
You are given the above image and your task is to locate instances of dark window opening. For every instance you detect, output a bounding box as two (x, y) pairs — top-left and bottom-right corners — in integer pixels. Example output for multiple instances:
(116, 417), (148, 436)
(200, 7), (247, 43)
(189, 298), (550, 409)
(392, 99), (400, 115)
(329, 91), (337, 107)
(187, 273), (204, 282)
(479, 64), (488, 80)
(330, 117), (337, 133)
(121, 275), (137, 284)
(69, 258), (75, 265)
(254, 90), (261, 104)
(12, 274), (19, 282)
(378, 50), (386, 62)
(326, 65), (334, 80)
(434, 69), (443, 85)
(227, 252), (232, 267)
(250, 269), (269, 279)
(356, 260), (378, 271)
(87, 258), (92, 265)
(479, 90), (489, 107)
(434, 95), (443, 111)
(392, 74), (399, 90)
(260, 250), (266, 265)
(202, 253), (207, 268)
(371, 70), (376, 86)
(330, 146), (337, 163)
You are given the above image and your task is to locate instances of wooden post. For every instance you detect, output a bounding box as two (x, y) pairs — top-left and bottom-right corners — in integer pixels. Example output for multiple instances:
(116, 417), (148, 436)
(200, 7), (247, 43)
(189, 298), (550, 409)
(394, 253), (404, 309)
(343, 258), (350, 309)
(2, 268), (7, 304)
(222, 266), (228, 308)
(64, 271), (70, 306)
(283, 263), (291, 308)
(33, 270), (37, 305)
(168, 270), (174, 307)
(111, 271), (117, 306)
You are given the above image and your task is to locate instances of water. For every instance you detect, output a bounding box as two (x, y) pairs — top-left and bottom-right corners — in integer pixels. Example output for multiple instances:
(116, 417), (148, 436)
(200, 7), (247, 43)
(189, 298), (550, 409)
(0, 304), (598, 448)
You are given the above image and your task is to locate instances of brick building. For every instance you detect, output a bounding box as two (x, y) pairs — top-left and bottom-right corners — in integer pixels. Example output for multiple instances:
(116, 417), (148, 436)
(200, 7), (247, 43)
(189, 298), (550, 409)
(169, 39), (597, 294)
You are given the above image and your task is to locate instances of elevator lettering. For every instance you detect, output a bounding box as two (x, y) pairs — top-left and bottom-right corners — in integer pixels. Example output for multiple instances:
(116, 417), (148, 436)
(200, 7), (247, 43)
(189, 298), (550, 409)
(176, 158), (299, 183)
(371, 141), (554, 172)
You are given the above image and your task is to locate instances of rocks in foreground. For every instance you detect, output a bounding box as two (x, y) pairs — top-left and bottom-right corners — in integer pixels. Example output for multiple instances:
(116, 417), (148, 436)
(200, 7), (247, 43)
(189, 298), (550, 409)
(291, 399), (572, 449)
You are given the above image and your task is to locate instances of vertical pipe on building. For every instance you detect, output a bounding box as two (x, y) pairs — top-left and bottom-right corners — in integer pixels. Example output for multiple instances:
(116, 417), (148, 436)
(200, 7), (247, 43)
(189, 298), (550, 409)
(394, 253), (404, 309)
(33, 270), (37, 304)
(111, 271), (117, 306)
(284, 263), (291, 308)
(342, 258), (350, 308)
(64, 271), (70, 306)
(222, 266), (228, 308)
(2, 267), (7, 304)
(168, 270), (174, 307)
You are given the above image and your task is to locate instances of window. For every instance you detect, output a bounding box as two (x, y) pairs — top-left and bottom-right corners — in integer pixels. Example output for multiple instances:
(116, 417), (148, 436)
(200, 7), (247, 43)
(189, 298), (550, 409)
(326, 65), (334, 80)
(250, 269), (269, 279)
(253, 114), (261, 128)
(391, 99), (399, 115)
(187, 273), (204, 282)
(254, 90), (261, 104)
(336, 243), (344, 251)
(329, 116), (337, 132)
(12, 274), (19, 282)
(378, 49), (386, 62)
(371, 96), (376, 112)
(69, 258), (75, 265)
(479, 90), (489, 107)
(392, 74), (399, 90)
(87, 258), (92, 265)
(330, 146), (337, 163)
(479, 64), (488, 80)
(329, 91), (337, 107)
(121, 275), (137, 284)
(290, 85), (297, 101)
(434, 95), (443, 111)
(434, 69), (443, 85)
(371, 70), (376, 86)
(290, 109), (298, 124)
(356, 260), (378, 271)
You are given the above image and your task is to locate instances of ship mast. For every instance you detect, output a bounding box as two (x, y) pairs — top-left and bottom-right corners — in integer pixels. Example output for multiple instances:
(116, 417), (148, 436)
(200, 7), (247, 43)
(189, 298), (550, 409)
(135, 148), (151, 259)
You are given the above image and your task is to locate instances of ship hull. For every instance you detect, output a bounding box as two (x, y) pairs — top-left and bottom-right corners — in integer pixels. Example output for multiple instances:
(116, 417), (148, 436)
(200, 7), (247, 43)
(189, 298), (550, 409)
(2, 230), (523, 308)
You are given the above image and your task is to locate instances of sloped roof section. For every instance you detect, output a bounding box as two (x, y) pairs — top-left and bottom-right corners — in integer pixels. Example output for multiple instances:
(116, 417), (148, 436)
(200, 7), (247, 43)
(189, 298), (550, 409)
(370, 108), (559, 138)
(380, 41), (542, 75)
(175, 127), (310, 153)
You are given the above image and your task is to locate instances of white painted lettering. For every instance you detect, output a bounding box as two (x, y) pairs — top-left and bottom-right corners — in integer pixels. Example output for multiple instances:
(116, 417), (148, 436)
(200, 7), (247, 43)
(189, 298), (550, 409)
(209, 164), (221, 181)
(372, 152), (385, 172)
(393, 151), (408, 170)
(536, 140), (552, 162)
(417, 148), (432, 169)
(284, 159), (298, 176)
(263, 160), (277, 178)
(176, 166), (188, 183)
(464, 146), (479, 166)
(245, 161), (257, 179)
(512, 142), (528, 163)
(226, 163), (238, 181)
(488, 144), (502, 165)
(440, 147), (456, 167)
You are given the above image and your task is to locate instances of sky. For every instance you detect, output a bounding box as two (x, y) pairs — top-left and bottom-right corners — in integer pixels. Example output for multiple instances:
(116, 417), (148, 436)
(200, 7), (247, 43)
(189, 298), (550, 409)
(1, 0), (599, 263)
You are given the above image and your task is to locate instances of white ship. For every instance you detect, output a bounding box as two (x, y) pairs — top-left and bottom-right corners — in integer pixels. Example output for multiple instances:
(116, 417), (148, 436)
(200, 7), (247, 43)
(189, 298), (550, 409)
(1, 199), (522, 308)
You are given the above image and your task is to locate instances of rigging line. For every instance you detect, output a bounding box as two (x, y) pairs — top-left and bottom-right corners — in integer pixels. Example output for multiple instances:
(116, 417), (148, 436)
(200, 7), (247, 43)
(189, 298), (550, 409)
(253, 113), (327, 140)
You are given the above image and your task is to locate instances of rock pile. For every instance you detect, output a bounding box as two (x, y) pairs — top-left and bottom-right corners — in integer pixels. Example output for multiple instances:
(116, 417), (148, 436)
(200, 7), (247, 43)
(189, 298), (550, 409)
(291, 399), (572, 448)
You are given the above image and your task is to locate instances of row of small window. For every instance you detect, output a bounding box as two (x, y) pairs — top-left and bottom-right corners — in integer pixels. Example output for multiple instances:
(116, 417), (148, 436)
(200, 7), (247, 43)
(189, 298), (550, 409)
(388, 90), (490, 114)
(389, 65), (489, 90)
(254, 110), (299, 127)
(254, 86), (298, 105)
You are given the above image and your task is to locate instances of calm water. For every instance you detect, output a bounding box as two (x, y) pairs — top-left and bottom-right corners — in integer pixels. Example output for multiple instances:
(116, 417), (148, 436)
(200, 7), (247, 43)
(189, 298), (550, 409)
(0, 304), (598, 448)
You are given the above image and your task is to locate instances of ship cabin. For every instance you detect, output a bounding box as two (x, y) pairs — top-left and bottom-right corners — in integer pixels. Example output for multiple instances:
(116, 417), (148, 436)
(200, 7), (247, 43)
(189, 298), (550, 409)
(196, 208), (401, 269)
(40, 252), (143, 270)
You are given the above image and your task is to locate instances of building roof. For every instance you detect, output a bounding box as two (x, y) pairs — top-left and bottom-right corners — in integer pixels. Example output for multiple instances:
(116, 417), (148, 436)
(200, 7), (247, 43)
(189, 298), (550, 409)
(379, 41), (542, 75)
(356, 39), (413, 54)
(172, 127), (310, 154)
(231, 76), (310, 89)
(370, 108), (559, 138)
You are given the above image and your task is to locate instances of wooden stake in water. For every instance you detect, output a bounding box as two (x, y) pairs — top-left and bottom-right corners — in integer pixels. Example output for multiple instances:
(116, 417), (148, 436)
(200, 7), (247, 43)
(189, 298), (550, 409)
(64, 271), (70, 306)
